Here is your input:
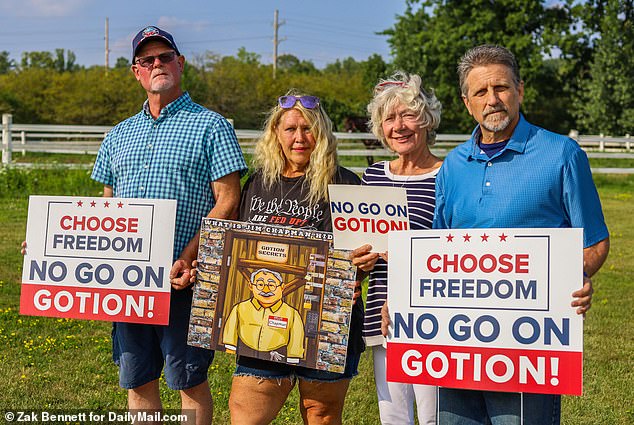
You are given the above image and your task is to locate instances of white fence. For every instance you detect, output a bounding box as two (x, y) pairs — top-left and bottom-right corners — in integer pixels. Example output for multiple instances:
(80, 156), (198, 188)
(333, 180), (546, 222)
(2, 114), (633, 174)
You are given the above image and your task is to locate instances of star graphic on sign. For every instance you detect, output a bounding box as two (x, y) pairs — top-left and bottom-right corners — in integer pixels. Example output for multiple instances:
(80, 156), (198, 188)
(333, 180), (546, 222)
(90, 201), (96, 207)
(104, 201), (110, 208)
(481, 233), (489, 242)
(76, 200), (83, 207)
(446, 234), (454, 242)
(463, 233), (471, 242)
(499, 233), (508, 242)
(117, 202), (124, 208)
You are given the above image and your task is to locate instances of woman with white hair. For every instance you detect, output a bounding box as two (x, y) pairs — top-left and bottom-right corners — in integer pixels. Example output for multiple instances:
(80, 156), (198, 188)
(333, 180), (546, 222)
(351, 71), (442, 424)
(230, 91), (365, 425)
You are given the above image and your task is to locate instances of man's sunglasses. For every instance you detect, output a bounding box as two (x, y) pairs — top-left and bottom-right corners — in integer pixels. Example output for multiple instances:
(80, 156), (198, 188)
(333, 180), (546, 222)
(135, 51), (178, 69)
(278, 95), (320, 109)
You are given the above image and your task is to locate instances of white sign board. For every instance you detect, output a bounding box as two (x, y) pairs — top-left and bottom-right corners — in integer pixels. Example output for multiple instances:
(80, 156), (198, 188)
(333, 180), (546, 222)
(386, 228), (584, 395)
(328, 185), (409, 252)
(21, 196), (176, 324)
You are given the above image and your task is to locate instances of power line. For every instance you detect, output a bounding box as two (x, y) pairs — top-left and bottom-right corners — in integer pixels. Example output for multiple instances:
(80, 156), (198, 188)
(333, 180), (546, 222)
(286, 36), (386, 56)
(182, 36), (270, 45)
(286, 18), (388, 40)
(0, 28), (96, 37)
(0, 13), (390, 68)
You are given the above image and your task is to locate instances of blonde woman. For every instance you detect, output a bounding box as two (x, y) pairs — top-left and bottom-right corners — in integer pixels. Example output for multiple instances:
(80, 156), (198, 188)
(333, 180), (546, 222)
(230, 92), (364, 425)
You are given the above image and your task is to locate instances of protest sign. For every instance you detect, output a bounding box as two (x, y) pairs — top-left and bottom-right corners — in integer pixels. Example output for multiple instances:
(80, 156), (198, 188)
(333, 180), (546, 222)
(21, 196), (176, 324)
(328, 185), (408, 252)
(187, 218), (357, 373)
(386, 228), (584, 395)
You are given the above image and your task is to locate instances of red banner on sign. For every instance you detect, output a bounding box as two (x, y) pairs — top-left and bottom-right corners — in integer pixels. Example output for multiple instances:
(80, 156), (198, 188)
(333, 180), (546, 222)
(20, 284), (170, 325)
(386, 342), (582, 395)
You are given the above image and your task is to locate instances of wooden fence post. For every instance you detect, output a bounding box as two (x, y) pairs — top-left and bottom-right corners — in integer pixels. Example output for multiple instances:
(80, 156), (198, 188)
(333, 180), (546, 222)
(2, 113), (12, 164)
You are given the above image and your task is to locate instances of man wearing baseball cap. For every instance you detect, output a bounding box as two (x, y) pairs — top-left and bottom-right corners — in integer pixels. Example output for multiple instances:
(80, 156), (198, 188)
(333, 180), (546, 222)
(91, 25), (247, 424)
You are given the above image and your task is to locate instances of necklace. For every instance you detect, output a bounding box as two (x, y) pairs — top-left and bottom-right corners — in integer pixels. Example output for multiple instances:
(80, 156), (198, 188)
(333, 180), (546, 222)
(388, 156), (440, 188)
(279, 174), (305, 202)
(386, 161), (417, 188)
(391, 173), (414, 189)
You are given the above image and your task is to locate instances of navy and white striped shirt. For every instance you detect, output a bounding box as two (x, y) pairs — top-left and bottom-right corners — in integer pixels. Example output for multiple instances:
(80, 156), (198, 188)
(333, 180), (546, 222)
(362, 161), (438, 346)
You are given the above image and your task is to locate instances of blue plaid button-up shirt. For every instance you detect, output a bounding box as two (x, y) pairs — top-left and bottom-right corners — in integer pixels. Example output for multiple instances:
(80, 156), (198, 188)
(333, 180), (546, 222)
(92, 92), (247, 260)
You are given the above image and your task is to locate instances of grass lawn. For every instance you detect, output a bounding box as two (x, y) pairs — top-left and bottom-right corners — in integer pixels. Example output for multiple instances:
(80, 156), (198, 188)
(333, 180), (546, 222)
(0, 166), (632, 424)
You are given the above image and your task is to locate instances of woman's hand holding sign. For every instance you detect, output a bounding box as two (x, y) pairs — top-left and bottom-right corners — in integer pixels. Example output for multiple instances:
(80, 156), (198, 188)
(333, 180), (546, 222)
(380, 302), (391, 337)
(350, 244), (387, 272)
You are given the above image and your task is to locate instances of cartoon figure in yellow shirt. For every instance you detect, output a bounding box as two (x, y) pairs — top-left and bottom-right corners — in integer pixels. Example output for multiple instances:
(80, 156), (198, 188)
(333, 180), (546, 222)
(223, 268), (305, 363)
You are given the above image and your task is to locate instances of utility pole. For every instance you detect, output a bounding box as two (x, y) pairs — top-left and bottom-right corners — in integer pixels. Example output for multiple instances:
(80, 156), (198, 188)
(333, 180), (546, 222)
(104, 17), (110, 72)
(273, 9), (285, 79)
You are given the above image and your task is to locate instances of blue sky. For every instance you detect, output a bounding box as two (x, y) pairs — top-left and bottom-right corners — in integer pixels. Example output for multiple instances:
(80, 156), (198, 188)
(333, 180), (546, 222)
(0, 0), (408, 68)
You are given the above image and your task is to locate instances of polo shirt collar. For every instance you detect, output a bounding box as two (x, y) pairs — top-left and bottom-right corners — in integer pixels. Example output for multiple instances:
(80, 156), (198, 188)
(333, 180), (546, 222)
(142, 91), (192, 120)
(468, 113), (530, 161)
(250, 297), (283, 313)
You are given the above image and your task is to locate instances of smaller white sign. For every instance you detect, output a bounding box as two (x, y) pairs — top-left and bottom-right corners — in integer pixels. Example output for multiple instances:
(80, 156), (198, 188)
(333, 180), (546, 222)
(328, 185), (409, 252)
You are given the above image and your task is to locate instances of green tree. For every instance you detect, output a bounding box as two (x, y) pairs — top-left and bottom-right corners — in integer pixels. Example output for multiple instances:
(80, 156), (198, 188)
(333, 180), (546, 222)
(574, 0), (634, 135)
(360, 53), (390, 91)
(0, 68), (53, 122)
(0, 51), (15, 74)
(53, 49), (79, 72)
(0, 65), (142, 125)
(20, 49), (79, 72)
(20, 51), (55, 70)
(43, 67), (141, 125)
(200, 51), (279, 128)
(384, 0), (577, 133)
(236, 47), (261, 65)
(114, 57), (130, 69)
(182, 61), (209, 106)
(324, 57), (363, 75)
(277, 54), (319, 75)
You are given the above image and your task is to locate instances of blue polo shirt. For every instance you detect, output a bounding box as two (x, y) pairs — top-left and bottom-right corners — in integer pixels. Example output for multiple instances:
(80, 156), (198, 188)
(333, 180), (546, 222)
(92, 92), (247, 261)
(433, 114), (608, 248)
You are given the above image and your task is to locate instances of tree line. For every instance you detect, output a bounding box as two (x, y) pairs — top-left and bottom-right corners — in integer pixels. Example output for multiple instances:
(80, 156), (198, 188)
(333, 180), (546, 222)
(0, 0), (631, 135)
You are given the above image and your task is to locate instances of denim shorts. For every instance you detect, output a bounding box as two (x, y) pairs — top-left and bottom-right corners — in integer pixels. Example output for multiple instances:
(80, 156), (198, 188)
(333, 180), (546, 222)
(112, 289), (214, 390)
(235, 348), (361, 382)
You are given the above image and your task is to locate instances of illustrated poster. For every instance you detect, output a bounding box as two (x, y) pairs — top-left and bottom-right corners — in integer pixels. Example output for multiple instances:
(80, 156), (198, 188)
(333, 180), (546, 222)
(187, 219), (357, 372)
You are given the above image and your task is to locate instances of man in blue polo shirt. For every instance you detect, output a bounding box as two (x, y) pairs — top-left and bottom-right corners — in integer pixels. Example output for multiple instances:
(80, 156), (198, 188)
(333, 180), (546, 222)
(433, 45), (610, 424)
(91, 26), (247, 424)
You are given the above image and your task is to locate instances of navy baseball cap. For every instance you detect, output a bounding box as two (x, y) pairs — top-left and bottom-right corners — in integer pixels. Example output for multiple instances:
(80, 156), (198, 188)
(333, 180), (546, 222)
(132, 26), (180, 61)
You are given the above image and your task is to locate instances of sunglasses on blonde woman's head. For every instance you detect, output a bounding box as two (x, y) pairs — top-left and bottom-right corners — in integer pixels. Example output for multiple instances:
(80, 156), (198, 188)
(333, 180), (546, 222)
(135, 51), (178, 69)
(278, 95), (320, 109)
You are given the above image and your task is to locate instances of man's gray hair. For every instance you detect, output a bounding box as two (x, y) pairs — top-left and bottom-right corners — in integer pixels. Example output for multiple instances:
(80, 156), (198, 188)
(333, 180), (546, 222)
(250, 268), (282, 284)
(458, 45), (521, 96)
